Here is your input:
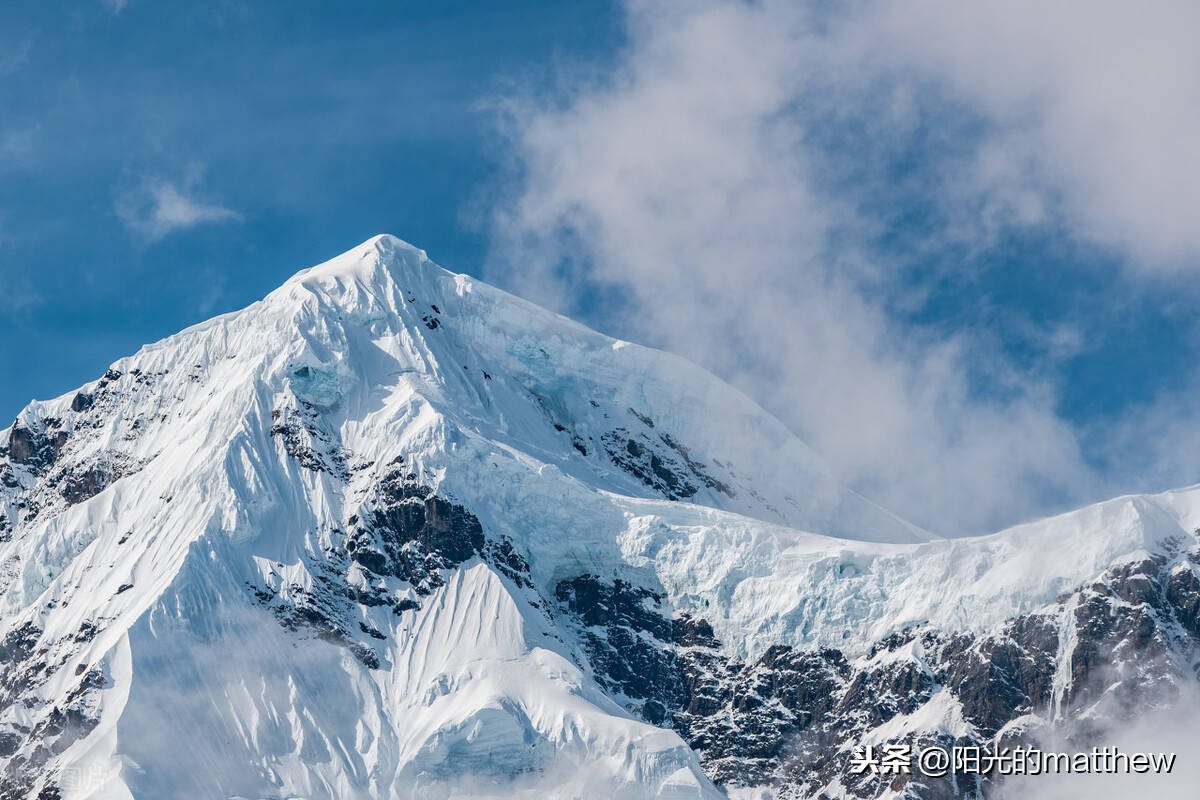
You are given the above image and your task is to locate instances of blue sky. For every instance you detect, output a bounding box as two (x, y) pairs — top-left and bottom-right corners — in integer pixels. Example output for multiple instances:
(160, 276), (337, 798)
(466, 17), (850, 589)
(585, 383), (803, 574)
(0, 0), (620, 414)
(4, 0), (1200, 535)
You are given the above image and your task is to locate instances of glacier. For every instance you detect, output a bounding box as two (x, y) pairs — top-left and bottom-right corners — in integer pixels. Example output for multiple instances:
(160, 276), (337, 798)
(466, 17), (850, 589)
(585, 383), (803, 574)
(1, 235), (1197, 799)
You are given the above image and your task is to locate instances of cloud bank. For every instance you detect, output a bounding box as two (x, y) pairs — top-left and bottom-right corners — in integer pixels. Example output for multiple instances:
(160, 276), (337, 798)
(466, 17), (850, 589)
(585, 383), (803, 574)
(486, 0), (1200, 535)
(858, 0), (1200, 268)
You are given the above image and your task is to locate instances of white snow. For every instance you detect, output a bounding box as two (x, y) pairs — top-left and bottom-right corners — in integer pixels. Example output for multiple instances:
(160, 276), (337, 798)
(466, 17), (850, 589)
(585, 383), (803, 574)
(862, 688), (975, 744)
(1, 234), (1196, 798)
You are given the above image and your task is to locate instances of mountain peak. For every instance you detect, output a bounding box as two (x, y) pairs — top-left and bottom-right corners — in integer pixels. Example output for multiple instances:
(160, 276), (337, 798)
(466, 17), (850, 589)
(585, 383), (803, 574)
(278, 233), (446, 298)
(2, 236), (1198, 799)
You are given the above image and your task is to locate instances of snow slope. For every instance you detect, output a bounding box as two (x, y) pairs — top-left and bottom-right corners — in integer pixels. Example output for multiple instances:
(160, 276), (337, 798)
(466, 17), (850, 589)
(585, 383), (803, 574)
(0, 235), (1197, 799)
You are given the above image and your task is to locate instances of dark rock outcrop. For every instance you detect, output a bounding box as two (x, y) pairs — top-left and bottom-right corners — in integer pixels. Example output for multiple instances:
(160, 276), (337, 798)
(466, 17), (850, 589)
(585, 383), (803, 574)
(249, 469), (533, 670)
(600, 417), (733, 502)
(270, 402), (350, 481)
(554, 540), (1200, 798)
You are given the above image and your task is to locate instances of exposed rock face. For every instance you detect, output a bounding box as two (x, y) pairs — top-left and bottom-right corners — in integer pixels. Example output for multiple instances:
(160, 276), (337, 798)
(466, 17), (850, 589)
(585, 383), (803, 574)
(347, 469), (486, 584)
(554, 574), (722, 723)
(269, 401), (350, 481)
(246, 465), (533, 672)
(599, 416), (734, 502)
(554, 538), (1200, 797)
(0, 621), (109, 799)
(58, 453), (136, 506)
(0, 368), (156, 532)
(6, 424), (66, 472)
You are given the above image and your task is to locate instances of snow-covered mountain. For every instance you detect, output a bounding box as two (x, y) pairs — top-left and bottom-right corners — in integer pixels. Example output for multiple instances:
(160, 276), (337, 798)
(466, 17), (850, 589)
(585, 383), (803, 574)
(1, 235), (1197, 799)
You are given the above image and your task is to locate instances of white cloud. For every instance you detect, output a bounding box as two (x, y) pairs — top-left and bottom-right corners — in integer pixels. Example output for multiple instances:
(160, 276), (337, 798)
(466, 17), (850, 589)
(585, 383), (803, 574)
(486, 0), (1200, 533)
(853, 0), (1200, 269)
(997, 684), (1200, 799)
(485, 0), (1113, 535)
(116, 177), (241, 243)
